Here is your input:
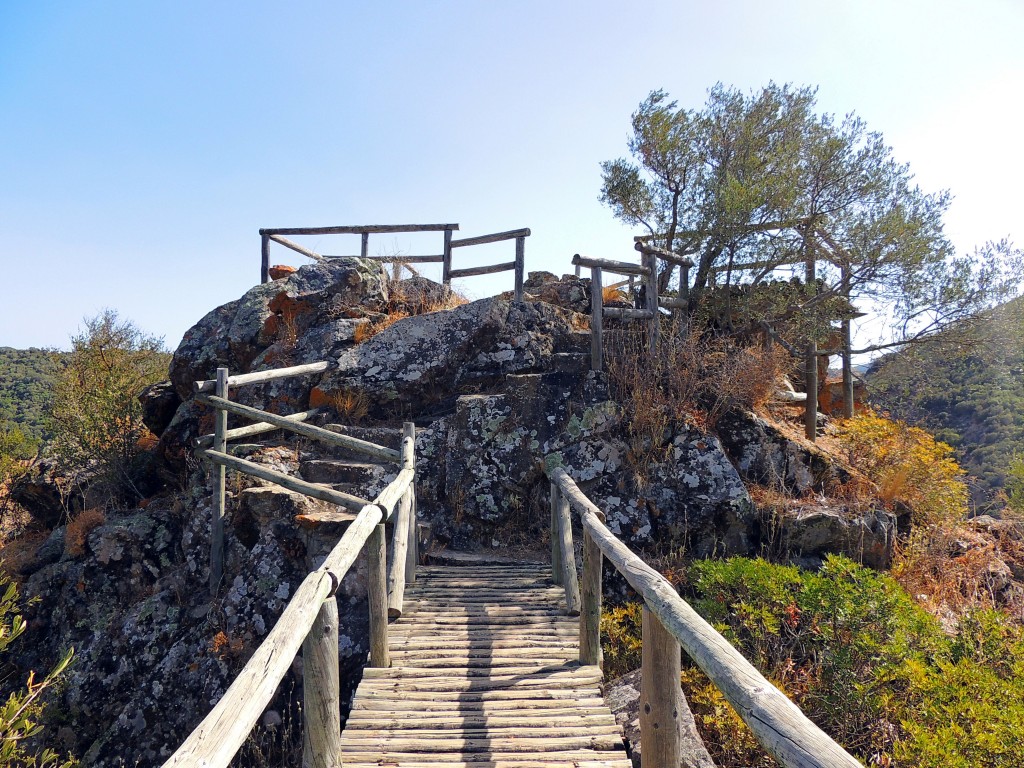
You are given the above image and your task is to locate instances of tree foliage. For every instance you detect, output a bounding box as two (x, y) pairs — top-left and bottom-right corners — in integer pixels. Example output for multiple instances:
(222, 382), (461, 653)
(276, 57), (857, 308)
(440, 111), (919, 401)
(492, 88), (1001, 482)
(600, 84), (1023, 353)
(48, 311), (170, 504)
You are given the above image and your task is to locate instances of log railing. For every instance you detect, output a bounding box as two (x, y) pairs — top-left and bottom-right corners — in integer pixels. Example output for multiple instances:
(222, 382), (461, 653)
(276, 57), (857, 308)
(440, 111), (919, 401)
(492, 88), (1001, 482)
(166, 363), (419, 767)
(545, 463), (861, 768)
(573, 244), (696, 371)
(258, 223), (530, 301)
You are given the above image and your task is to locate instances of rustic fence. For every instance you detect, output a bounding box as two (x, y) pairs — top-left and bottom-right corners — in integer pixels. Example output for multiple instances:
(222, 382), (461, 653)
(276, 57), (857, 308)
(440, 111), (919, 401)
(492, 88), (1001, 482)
(572, 241), (693, 371)
(258, 223), (530, 301)
(545, 464), (861, 768)
(166, 362), (418, 767)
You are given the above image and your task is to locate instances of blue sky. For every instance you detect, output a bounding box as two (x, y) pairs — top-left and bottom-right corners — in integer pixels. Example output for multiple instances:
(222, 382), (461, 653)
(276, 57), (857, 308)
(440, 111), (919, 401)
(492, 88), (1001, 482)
(2, 1), (1022, 350)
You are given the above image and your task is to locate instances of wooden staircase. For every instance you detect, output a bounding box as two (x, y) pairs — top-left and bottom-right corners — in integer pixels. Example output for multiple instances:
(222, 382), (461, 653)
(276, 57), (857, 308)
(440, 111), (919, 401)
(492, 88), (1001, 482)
(339, 562), (631, 767)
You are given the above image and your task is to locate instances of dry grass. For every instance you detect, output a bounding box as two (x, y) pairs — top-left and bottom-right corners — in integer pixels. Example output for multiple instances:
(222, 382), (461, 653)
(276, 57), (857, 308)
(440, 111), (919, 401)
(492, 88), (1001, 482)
(602, 284), (630, 304)
(606, 324), (792, 479)
(325, 389), (369, 423)
(353, 310), (410, 344)
(64, 507), (105, 557)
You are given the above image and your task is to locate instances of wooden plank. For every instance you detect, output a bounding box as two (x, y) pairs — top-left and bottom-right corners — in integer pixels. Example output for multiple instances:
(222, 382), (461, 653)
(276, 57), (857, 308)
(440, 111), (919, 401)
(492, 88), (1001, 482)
(339, 753), (629, 767)
(634, 241), (694, 267)
(338, 734), (624, 752)
(579, 528), (602, 667)
(346, 713), (618, 728)
(514, 236), (525, 302)
(209, 367), (228, 596)
(194, 360), (330, 392)
(267, 234), (324, 262)
(195, 393), (400, 461)
(602, 307), (654, 320)
(572, 253), (650, 276)
(350, 697), (609, 712)
(449, 228), (531, 248)
(549, 483), (562, 585)
(303, 597), (341, 768)
(260, 224), (460, 235)
(260, 233), (270, 283)
(353, 688), (604, 703)
(590, 266), (603, 371)
(640, 606), (680, 768)
(448, 260), (517, 279)
(367, 523), (389, 668)
(198, 449), (371, 511)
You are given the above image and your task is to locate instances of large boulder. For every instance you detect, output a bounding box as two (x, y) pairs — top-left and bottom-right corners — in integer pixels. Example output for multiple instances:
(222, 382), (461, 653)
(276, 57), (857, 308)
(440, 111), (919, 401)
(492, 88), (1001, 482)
(314, 297), (589, 418)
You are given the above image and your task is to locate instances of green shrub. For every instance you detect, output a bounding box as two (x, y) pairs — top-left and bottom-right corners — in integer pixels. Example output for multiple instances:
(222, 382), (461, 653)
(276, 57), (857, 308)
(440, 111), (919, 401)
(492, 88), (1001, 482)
(603, 556), (1024, 767)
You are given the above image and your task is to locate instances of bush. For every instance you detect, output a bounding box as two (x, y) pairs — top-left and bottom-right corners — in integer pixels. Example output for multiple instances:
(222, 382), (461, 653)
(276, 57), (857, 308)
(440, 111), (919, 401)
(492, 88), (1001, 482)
(48, 311), (170, 505)
(834, 410), (969, 527)
(602, 556), (1024, 766)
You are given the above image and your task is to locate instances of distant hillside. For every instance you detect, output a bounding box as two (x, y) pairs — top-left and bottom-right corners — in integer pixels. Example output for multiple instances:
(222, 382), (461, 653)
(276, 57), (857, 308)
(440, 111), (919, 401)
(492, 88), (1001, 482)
(866, 296), (1024, 505)
(0, 347), (65, 442)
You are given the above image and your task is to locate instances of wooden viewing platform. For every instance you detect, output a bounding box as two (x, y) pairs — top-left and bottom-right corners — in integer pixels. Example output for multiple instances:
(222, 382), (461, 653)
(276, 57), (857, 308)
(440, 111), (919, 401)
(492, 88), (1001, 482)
(340, 562), (631, 767)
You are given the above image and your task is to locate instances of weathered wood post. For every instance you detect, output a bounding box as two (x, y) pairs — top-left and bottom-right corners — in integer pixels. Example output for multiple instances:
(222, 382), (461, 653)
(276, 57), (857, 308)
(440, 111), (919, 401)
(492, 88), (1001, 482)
(209, 367), (229, 595)
(403, 422), (417, 584)
(360, 232), (369, 259)
(555, 490), (581, 616)
(549, 482), (563, 586)
(579, 526), (603, 666)
(590, 265), (604, 372)
(367, 522), (390, 668)
(514, 236), (525, 302)
(805, 340), (818, 441)
(261, 235), (271, 284)
(640, 607), (682, 768)
(387, 424), (416, 618)
(442, 228), (453, 286)
(644, 250), (659, 354)
(302, 592), (342, 768)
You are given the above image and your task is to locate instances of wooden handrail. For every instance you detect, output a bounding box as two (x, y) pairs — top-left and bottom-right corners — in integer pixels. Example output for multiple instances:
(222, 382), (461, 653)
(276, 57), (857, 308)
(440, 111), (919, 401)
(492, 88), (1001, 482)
(194, 407), (324, 449)
(267, 234), (325, 262)
(163, 499), (387, 767)
(546, 466), (862, 768)
(572, 253), (651, 277)
(195, 394), (401, 462)
(449, 228), (530, 248)
(260, 224), (459, 235)
(194, 361), (331, 393)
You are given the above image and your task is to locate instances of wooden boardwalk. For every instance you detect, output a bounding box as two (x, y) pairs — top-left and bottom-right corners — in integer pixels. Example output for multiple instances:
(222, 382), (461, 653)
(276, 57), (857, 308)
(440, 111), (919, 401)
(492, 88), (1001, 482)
(340, 562), (631, 767)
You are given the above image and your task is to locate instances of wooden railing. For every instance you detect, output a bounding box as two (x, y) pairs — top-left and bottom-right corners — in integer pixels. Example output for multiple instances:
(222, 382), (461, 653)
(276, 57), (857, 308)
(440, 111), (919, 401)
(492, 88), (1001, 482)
(572, 243), (694, 371)
(165, 363), (419, 767)
(545, 463), (862, 768)
(258, 222), (530, 301)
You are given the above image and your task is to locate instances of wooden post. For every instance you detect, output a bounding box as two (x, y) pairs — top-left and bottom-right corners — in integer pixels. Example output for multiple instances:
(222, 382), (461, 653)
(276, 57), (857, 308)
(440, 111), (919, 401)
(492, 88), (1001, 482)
(549, 482), (562, 585)
(403, 422), (417, 584)
(367, 523), (389, 668)
(514, 236), (525, 302)
(556, 491), (581, 616)
(209, 367), (228, 596)
(805, 340), (818, 441)
(575, 262), (581, 278)
(360, 232), (369, 259)
(261, 234), (271, 284)
(302, 596), (342, 768)
(644, 251), (659, 354)
(387, 491), (411, 619)
(841, 265), (854, 418)
(442, 228), (453, 285)
(590, 266), (603, 372)
(392, 261), (402, 281)
(641, 607), (682, 768)
(580, 528), (602, 666)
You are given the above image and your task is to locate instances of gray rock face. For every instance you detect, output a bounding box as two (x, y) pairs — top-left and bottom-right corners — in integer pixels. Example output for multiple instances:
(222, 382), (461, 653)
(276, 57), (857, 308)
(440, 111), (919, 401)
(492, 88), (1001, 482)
(717, 409), (847, 494)
(773, 503), (896, 570)
(315, 298), (587, 418)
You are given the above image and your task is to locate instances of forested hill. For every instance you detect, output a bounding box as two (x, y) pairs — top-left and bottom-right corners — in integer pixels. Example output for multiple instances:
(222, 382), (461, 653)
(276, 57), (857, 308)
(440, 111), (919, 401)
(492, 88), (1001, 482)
(0, 347), (65, 442)
(867, 296), (1024, 505)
